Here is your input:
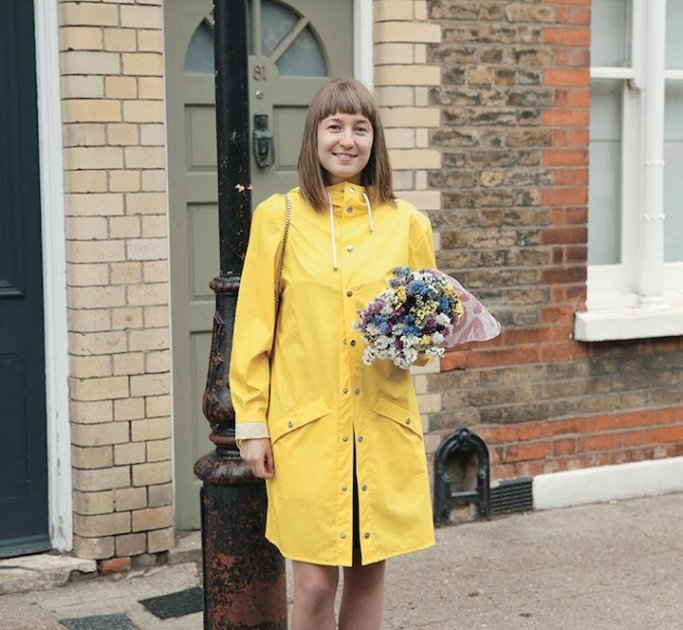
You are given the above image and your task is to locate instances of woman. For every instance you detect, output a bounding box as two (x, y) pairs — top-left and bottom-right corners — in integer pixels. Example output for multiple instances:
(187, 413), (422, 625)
(229, 78), (435, 630)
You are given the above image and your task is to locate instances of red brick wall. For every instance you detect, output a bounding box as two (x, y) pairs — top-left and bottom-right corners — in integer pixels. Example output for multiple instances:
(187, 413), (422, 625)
(426, 0), (683, 481)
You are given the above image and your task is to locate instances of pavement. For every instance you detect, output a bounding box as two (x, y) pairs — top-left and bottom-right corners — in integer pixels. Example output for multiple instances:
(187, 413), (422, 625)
(1, 492), (682, 629)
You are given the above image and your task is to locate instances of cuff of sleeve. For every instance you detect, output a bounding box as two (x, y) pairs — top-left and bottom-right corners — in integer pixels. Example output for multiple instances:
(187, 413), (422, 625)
(235, 422), (270, 440)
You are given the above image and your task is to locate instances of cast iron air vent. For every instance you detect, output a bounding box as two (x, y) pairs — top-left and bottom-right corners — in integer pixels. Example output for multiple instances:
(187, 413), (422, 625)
(490, 477), (534, 516)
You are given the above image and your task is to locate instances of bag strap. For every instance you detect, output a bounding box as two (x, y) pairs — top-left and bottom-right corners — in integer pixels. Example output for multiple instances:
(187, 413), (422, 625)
(274, 193), (291, 321)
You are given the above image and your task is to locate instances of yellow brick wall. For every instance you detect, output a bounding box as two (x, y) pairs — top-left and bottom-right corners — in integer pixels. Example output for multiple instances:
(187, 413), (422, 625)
(374, 0), (443, 433)
(59, 0), (173, 561)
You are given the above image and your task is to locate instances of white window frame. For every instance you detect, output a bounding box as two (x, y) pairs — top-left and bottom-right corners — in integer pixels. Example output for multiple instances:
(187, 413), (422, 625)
(576, 0), (683, 341)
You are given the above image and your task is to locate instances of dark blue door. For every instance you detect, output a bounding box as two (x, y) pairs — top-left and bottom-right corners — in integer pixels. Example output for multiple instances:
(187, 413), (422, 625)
(0, 0), (50, 558)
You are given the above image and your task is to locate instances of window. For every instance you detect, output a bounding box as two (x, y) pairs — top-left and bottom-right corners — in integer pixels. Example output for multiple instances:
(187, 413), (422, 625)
(575, 0), (683, 341)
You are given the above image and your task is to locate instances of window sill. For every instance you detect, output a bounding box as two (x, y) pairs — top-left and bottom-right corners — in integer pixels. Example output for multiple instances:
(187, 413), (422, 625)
(574, 304), (683, 342)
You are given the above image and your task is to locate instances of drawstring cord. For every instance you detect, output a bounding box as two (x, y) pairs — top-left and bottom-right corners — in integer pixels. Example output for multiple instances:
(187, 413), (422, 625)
(327, 190), (375, 271)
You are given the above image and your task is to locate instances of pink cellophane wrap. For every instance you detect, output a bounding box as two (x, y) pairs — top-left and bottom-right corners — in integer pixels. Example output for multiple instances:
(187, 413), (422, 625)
(434, 271), (502, 347)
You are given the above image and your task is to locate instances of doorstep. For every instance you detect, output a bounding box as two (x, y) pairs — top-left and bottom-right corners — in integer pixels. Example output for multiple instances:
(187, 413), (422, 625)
(0, 554), (96, 595)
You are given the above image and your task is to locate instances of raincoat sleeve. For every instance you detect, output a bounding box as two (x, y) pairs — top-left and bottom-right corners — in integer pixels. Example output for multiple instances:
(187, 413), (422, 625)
(410, 209), (438, 368)
(229, 197), (283, 440)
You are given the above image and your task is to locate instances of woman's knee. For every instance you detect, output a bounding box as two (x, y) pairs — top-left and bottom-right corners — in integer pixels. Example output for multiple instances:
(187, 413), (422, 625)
(293, 563), (339, 607)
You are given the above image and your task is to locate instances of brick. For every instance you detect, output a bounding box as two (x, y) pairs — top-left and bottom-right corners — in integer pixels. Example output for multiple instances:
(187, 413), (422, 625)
(132, 460), (172, 487)
(503, 441), (552, 463)
(131, 417), (171, 441)
(148, 526), (175, 553)
(72, 445), (114, 469)
(142, 261), (168, 283)
(130, 373), (170, 397)
(60, 26), (104, 51)
(128, 328), (168, 352)
(137, 77), (164, 100)
(140, 123), (165, 145)
(61, 51), (120, 76)
(61, 76), (104, 100)
(137, 30), (164, 53)
(113, 353), (145, 377)
(131, 505), (173, 532)
(70, 355), (112, 378)
(69, 331), (127, 356)
(108, 123), (140, 146)
(126, 238), (167, 261)
(116, 533), (147, 557)
(375, 22), (441, 44)
(390, 149), (441, 170)
(141, 170), (165, 191)
(127, 283), (168, 307)
(374, 0), (414, 21)
(375, 65), (441, 86)
(120, 5), (163, 29)
(70, 400), (114, 424)
(110, 261), (142, 284)
(578, 434), (621, 452)
(71, 422), (130, 448)
(68, 263), (109, 287)
(73, 490), (115, 516)
(66, 217), (109, 241)
(141, 215), (167, 237)
(374, 86), (415, 106)
(145, 349), (169, 373)
(99, 557), (132, 575)
(110, 170), (142, 193)
(123, 101), (164, 123)
(114, 487), (147, 512)
(380, 107), (440, 128)
(122, 53), (163, 76)
(64, 147), (124, 170)
(60, 2), (119, 27)
(74, 512), (130, 537)
(146, 439), (171, 462)
(68, 286), (126, 309)
(105, 77), (137, 100)
(114, 396), (146, 420)
(109, 216), (141, 239)
(72, 465), (131, 491)
(111, 307), (143, 330)
(104, 28), (137, 52)
(148, 483), (172, 507)
(124, 146), (165, 169)
(114, 442), (146, 465)
(543, 28), (590, 47)
(73, 535), (115, 560)
(65, 170), (108, 193)
(66, 192), (125, 216)
(375, 43), (414, 65)
(126, 192), (167, 214)
(69, 309), (112, 332)
(385, 128), (416, 149)
(146, 395), (170, 418)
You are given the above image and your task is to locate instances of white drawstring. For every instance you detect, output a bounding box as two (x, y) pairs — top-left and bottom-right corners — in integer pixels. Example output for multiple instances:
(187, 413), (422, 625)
(362, 192), (375, 233)
(327, 189), (375, 271)
(328, 193), (338, 271)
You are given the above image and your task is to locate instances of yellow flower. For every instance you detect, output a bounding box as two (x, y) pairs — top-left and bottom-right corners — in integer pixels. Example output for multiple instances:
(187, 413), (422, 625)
(420, 334), (431, 347)
(396, 286), (407, 303)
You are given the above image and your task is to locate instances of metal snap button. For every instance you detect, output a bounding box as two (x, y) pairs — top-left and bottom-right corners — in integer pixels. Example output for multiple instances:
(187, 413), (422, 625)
(341, 485), (348, 492)
(354, 387), (360, 395)
(405, 418), (411, 425)
(342, 436), (349, 442)
(342, 387), (349, 394)
(288, 420), (294, 428)
(346, 245), (353, 252)
(350, 339), (356, 346)
(346, 207), (353, 214)
(346, 290), (353, 297)
(361, 484), (368, 492)
(357, 435), (364, 443)
(341, 532), (347, 539)
(363, 531), (370, 539)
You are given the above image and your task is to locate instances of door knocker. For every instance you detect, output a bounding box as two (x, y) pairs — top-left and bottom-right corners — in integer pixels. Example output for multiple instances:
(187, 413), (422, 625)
(253, 113), (275, 169)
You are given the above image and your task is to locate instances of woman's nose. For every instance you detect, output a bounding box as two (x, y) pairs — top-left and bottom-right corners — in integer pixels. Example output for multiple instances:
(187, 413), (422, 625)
(338, 128), (354, 146)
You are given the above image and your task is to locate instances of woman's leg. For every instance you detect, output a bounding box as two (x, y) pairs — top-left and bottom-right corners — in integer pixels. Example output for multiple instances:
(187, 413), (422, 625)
(291, 560), (339, 630)
(338, 552), (386, 630)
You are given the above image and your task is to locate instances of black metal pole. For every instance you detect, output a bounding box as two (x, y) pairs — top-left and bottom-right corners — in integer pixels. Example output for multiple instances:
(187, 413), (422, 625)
(194, 1), (287, 627)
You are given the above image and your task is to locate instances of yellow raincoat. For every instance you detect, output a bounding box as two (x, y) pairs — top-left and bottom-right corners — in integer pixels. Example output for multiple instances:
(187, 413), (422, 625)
(229, 182), (436, 566)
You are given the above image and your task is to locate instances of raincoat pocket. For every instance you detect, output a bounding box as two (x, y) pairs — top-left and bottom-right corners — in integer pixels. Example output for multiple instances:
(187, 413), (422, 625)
(374, 396), (423, 440)
(269, 396), (329, 444)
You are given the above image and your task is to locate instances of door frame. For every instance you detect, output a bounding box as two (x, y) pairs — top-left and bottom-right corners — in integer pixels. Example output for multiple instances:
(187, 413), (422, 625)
(33, 0), (72, 552)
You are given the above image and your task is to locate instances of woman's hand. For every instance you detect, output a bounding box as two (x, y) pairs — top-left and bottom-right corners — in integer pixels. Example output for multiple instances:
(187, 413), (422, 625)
(239, 438), (275, 479)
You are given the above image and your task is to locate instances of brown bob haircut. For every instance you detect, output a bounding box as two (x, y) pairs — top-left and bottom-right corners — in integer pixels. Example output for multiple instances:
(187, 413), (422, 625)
(297, 78), (395, 211)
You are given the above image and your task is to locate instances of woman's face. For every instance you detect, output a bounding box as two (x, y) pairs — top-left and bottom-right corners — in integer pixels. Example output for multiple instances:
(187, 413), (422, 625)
(317, 111), (374, 185)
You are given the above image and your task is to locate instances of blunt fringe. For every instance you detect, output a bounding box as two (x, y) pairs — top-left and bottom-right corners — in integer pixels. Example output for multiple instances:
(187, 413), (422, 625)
(297, 78), (395, 211)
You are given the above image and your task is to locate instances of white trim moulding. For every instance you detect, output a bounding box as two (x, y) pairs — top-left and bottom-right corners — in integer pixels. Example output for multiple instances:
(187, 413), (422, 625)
(34, 0), (73, 552)
(353, 0), (374, 90)
(534, 457), (683, 510)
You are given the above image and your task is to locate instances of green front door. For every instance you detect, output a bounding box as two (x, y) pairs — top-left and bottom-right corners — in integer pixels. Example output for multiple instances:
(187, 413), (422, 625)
(164, 0), (354, 529)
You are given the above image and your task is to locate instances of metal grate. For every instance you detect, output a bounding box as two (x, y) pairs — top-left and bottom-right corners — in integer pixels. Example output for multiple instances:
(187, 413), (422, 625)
(490, 477), (533, 516)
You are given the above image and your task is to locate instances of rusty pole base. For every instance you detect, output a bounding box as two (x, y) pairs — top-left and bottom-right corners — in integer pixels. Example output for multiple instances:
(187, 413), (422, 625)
(195, 451), (287, 630)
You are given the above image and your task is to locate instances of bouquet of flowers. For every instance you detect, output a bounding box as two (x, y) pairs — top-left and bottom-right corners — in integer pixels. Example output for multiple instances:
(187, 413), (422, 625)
(354, 267), (501, 370)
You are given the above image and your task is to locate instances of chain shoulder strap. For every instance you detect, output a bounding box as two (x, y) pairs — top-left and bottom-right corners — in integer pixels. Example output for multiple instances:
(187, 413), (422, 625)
(274, 193), (291, 321)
